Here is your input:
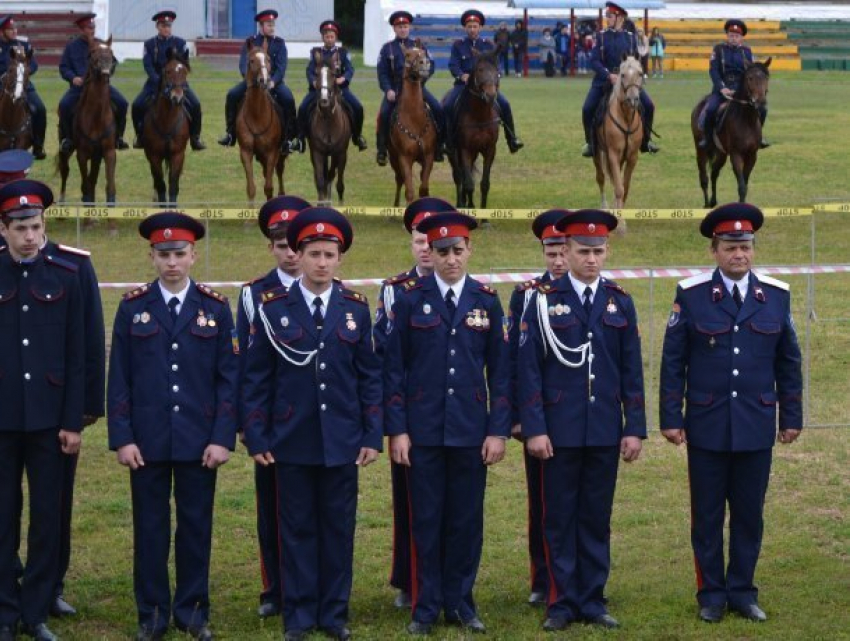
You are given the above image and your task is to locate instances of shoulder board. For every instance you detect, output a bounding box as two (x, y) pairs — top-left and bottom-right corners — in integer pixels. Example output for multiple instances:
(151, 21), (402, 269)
(123, 283), (150, 301)
(402, 279), (423, 292)
(196, 283), (227, 303)
(538, 281), (557, 295)
(515, 278), (539, 292)
(602, 280), (630, 297)
(755, 273), (790, 292)
(343, 289), (368, 305)
(385, 270), (412, 286)
(678, 272), (713, 290)
(478, 284), (497, 296)
(56, 243), (91, 257)
(242, 274), (265, 288)
(261, 286), (287, 303)
(44, 254), (79, 273)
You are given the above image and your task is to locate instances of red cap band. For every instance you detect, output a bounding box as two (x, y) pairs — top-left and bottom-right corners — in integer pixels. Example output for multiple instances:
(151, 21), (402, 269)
(1, 18), (15, 28)
(268, 210), (299, 228)
(713, 219), (753, 235)
(540, 224), (567, 241)
(149, 227), (197, 245)
(393, 16), (410, 25)
(1, 194), (43, 212)
(426, 224), (469, 244)
(256, 12), (276, 22)
(297, 221), (343, 245)
(562, 222), (609, 237)
(727, 24), (743, 34)
(322, 23), (339, 34)
(410, 211), (435, 229)
(464, 16), (481, 24)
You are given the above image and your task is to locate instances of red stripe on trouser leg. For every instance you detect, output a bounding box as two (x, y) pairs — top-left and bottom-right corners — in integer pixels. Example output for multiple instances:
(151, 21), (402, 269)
(256, 480), (270, 592)
(539, 459), (558, 607)
(406, 466), (419, 613)
(687, 457), (705, 592)
(274, 465), (285, 607)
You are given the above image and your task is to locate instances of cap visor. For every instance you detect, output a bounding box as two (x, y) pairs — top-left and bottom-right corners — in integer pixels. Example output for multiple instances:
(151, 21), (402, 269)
(152, 240), (193, 251)
(431, 236), (465, 249)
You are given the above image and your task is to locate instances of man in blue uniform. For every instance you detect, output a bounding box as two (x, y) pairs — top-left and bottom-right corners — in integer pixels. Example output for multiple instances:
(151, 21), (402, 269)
(58, 13), (129, 152)
(107, 212), (238, 641)
(383, 211), (511, 636)
(659, 203), (802, 624)
(517, 209), (645, 632)
(581, 2), (658, 157)
(0, 179), (85, 641)
(443, 10), (524, 154)
(375, 11), (445, 166)
(507, 210), (569, 608)
(235, 195), (311, 620)
(218, 9), (298, 152)
(0, 16), (47, 159)
(700, 20), (770, 153)
(241, 207), (382, 641)
(293, 21), (368, 154)
(132, 10), (206, 151)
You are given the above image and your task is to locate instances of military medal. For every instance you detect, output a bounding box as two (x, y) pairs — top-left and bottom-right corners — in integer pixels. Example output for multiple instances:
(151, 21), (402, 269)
(281, 316), (290, 328)
(709, 336), (716, 348)
(423, 303), (432, 314)
(132, 313), (141, 324)
(474, 310), (483, 327)
(208, 315), (217, 327)
(563, 304), (571, 315)
(466, 313), (476, 327)
(555, 304), (564, 316)
(548, 306), (556, 316)
(482, 312), (490, 329)
(140, 311), (150, 324)
(197, 311), (208, 327)
(607, 298), (617, 314)
(346, 312), (357, 330)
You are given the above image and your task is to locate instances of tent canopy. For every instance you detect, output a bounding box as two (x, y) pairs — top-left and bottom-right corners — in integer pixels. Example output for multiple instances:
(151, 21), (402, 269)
(507, 0), (666, 10)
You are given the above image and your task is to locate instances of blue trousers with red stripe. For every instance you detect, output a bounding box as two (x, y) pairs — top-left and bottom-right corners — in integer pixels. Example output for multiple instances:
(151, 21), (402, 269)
(255, 462), (280, 606)
(389, 460), (412, 593)
(523, 448), (549, 595)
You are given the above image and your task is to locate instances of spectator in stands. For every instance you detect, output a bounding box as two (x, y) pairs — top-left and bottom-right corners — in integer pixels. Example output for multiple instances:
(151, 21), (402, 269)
(637, 28), (650, 78)
(495, 21), (511, 76)
(510, 19), (528, 77)
(539, 28), (556, 77)
(649, 27), (666, 78)
(577, 32), (593, 74)
(554, 23), (571, 76)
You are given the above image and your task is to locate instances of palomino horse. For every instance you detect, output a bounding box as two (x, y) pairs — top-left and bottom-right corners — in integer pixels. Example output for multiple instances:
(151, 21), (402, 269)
(307, 49), (350, 206)
(448, 50), (500, 208)
(57, 37), (118, 203)
(236, 42), (284, 203)
(692, 58), (772, 207)
(388, 41), (437, 206)
(0, 45), (33, 152)
(141, 48), (190, 204)
(593, 55), (644, 211)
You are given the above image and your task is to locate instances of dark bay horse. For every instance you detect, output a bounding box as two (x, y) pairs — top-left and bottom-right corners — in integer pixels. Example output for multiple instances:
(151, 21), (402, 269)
(308, 49), (350, 206)
(0, 45), (33, 152)
(692, 58), (772, 207)
(388, 41), (437, 206)
(236, 42), (284, 203)
(448, 50), (500, 208)
(57, 37), (118, 204)
(141, 49), (191, 204)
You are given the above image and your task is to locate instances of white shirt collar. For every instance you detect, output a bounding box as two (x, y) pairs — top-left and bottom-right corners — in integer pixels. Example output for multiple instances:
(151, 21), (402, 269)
(434, 273), (466, 302)
(276, 268), (297, 290)
(298, 279), (333, 313)
(158, 280), (191, 310)
(720, 271), (749, 301)
(568, 273), (600, 302)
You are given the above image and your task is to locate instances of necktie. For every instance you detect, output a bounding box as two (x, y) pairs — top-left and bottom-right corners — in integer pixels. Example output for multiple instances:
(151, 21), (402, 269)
(732, 284), (743, 310)
(168, 296), (179, 322)
(313, 296), (324, 329)
(445, 289), (456, 315)
(583, 286), (593, 316)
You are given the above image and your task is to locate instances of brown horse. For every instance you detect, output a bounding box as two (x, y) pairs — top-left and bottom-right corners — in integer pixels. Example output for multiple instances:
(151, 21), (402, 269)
(0, 45), (33, 152)
(593, 55), (644, 211)
(236, 42), (284, 203)
(388, 41), (437, 206)
(307, 49), (350, 206)
(57, 37), (118, 204)
(692, 58), (771, 207)
(141, 49), (190, 204)
(448, 50), (500, 208)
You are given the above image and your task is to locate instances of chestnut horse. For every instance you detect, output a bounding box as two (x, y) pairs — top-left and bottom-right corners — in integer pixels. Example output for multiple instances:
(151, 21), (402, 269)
(57, 37), (118, 203)
(692, 58), (771, 207)
(593, 55), (644, 211)
(141, 49), (190, 204)
(0, 45), (33, 152)
(388, 41), (437, 206)
(448, 50), (500, 208)
(236, 43), (284, 203)
(307, 50), (350, 206)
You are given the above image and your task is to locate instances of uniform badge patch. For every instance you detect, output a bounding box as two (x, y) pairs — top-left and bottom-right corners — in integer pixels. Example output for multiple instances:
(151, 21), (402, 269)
(667, 303), (681, 327)
(519, 321), (529, 347)
(231, 329), (240, 354)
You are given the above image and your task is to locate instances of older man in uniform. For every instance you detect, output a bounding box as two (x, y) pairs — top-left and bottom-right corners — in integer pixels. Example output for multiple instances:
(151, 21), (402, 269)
(0, 180), (85, 641)
(659, 203), (802, 624)
(700, 19), (770, 153)
(218, 9), (297, 152)
(507, 210), (569, 607)
(58, 13), (129, 152)
(107, 212), (237, 641)
(383, 211), (510, 635)
(581, 1), (657, 157)
(235, 195), (311, 620)
(518, 209), (645, 632)
(375, 11), (445, 166)
(0, 16), (47, 159)
(443, 10), (524, 154)
(132, 10), (206, 150)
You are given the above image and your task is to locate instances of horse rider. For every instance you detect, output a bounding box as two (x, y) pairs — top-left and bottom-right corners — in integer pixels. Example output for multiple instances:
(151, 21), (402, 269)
(293, 20), (368, 154)
(0, 15), (47, 159)
(218, 9), (298, 153)
(444, 10), (524, 154)
(132, 10), (206, 151)
(701, 19), (770, 153)
(581, 2), (658, 157)
(375, 11), (445, 166)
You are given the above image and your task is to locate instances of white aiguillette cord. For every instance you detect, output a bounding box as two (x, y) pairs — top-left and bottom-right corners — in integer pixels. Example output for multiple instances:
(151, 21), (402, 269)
(535, 291), (594, 379)
(258, 303), (318, 367)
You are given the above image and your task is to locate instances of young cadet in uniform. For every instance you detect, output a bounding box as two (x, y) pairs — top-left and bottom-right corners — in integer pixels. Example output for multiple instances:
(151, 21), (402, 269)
(0, 16), (47, 159)
(132, 10), (206, 151)
(107, 212), (237, 641)
(235, 195), (311, 619)
(241, 208), (381, 641)
(58, 13), (130, 152)
(444, 10), (524, 154)
(218, 9), (298, 152)
(581, 2), (658, 157)
(659, 203), (802, 624)
(700, 20), (770, 153)
(383, 211), (510, 636)
(375, 11), (445, 166)
(294, 21), (368, 154)
(517, 209), (646, 632)
(0, 180), (84, 641)
(506, 210), (569, 607)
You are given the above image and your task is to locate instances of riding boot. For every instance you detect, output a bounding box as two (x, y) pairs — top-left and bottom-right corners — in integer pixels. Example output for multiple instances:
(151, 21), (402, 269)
(218, 105), (236, 146)
(376, 127), (388, 167)
(189, 110), (206, 151)
(699, 119), (714, 152)
(30, 101), (47, 160)
(501, 113), (524, 154)
(641, 122), (659, 154)
(351, 111), (368, 151)
(114, 109), (130, 150)
(581, 123), (593, 158)
(59, 112), (74, 154)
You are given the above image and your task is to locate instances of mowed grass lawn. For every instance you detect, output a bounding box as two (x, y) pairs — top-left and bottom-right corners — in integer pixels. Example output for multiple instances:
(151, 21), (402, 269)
(17, 55), (850, 639)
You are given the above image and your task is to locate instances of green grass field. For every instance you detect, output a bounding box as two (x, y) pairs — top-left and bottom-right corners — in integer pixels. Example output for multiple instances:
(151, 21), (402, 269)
(15, 56), (850, 639)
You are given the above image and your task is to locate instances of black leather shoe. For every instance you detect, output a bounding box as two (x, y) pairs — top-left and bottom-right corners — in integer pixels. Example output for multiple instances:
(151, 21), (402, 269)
(190, 137), (207, 151)
(699, 605), (725, 623)
(542, 617), (570, 632)
(730, 603), (767, 622)
(257, 601), (280, 618)
(641, 140), (660, 154)
(186, 624), (214, 640)
(217, 133), (235, 147)
(394, 590), (411, 608)
(135, 626), (166, 641)
(461, 616), (486, 634)
(50, 595), (77, 617)
(759, 139), (771, 149)
(528, 591), (547, 606)
(507, 137), (524, 153)
(376, 150), (388, 166)
(284, 631), (308, 641)
(32, 146), (46, 160)
(116, 138), (130, 150)
(354, 135), (368, 151)
(20, 623), (58, 641)
(0, 625), (16, 641)
(406, 621), (432, 635)
(588, 613), (619, 629)
(323, 627), (351, 640)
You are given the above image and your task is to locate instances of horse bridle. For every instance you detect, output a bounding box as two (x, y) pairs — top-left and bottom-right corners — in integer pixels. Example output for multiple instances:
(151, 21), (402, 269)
(0, 58), (27, 101)
(728, 67), (767, 110)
